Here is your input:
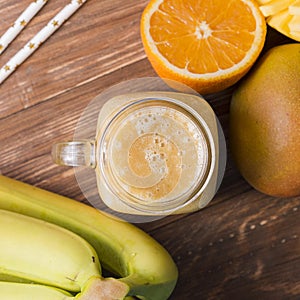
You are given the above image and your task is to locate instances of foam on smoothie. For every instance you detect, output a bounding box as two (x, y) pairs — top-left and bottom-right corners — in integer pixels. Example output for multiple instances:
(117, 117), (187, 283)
(109, 105), (209, 202)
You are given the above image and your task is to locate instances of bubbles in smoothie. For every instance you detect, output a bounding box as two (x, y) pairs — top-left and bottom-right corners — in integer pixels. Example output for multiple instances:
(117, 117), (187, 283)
(109, 104), (209, 202)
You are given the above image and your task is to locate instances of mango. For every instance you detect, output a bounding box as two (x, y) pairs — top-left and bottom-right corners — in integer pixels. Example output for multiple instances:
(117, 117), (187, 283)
(229, 43), (300, 197)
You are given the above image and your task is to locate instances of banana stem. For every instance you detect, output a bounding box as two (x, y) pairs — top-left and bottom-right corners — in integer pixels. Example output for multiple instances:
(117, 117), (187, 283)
(77, 277), (129, 300)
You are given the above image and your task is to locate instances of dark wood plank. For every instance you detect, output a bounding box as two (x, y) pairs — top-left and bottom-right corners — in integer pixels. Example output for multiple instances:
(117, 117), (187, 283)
(0, 0), (148, 117)
(0, 58), (155, 195)
(162, 191), (300, 300)
(0, 1), (299, 299)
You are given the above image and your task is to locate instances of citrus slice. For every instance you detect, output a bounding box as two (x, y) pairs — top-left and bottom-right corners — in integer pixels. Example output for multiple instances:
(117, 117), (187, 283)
(140, 0), (266, 94)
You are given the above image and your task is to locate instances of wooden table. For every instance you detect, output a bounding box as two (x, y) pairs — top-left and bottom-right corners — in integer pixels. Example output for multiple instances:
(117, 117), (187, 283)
(0, 1), (299, 299)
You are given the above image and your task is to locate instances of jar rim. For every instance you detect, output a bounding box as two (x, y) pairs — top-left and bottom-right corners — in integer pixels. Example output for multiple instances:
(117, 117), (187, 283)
(98, 95), (216, 215)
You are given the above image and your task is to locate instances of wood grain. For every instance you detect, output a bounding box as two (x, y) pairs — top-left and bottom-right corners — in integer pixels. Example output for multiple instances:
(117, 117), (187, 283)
(0, 1), (299, 299)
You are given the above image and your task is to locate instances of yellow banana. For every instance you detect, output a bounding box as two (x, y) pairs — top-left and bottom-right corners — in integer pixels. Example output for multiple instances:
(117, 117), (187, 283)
(0, 282), (73, 300)
(0, 209), (129, 299)
(0, 175), (178, 300)
(0, 281), (131, 300)
(0, 209), (100, 292)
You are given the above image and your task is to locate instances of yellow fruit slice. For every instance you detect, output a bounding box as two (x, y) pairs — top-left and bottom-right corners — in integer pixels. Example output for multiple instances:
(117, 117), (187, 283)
(290, 30), (300, 39)
(289, 0), (300, 14)
(256, 0), (300, 41)
(289, 15), (300, 30)
(266, 8), (300, 41)
(259, 0), (290, 17)
(256, 0), (273, 4)
(267, 8), (292, 30)
(140, 0), (266, 94)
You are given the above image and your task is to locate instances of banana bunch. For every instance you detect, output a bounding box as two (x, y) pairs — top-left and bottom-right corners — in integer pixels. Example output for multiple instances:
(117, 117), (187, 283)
(0, 208), (128, 299)
(0, 175), (178, 300)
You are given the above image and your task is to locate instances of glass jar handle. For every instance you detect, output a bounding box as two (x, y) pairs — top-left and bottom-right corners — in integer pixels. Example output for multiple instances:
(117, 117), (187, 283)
(52, 140), (96, 168)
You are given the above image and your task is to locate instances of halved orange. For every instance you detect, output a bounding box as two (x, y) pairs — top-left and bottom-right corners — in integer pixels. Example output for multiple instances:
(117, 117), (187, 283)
(140, 0), (266, 94)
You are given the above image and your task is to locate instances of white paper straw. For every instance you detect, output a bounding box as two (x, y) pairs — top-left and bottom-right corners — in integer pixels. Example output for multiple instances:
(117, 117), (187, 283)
(0, 0), (48, 55)
(0, 0), (88, 84)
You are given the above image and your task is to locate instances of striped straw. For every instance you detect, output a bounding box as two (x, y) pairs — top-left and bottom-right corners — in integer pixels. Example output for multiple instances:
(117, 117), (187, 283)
(0, 0), (87, 84)
(0, 0), (48, 55)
